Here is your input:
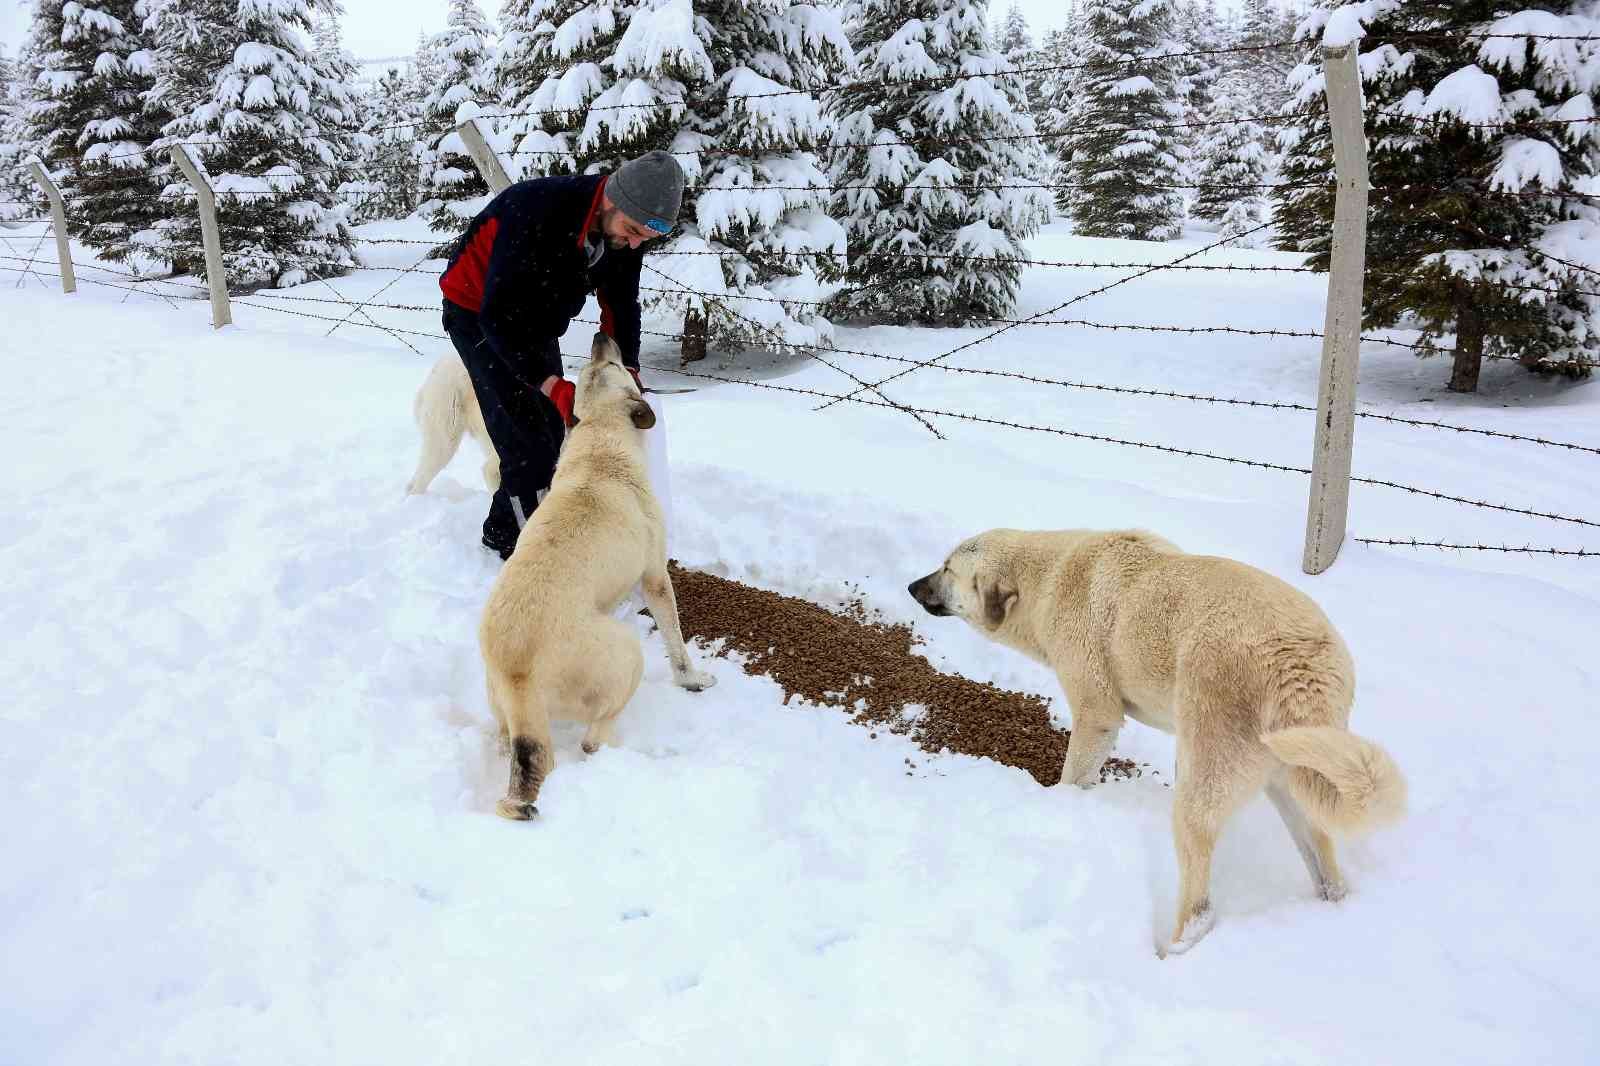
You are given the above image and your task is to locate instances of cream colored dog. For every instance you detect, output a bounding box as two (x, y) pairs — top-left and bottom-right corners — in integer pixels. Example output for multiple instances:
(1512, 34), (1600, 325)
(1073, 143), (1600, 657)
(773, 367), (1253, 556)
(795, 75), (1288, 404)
(479, 333), (714, 821)
(406, 354), (499, 495)
(908, 529), (1406, 954)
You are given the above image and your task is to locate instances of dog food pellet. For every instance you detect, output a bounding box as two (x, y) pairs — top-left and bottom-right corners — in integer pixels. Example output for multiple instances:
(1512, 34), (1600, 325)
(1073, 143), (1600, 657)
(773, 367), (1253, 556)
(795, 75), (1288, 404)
(667, 563), (1141, 786)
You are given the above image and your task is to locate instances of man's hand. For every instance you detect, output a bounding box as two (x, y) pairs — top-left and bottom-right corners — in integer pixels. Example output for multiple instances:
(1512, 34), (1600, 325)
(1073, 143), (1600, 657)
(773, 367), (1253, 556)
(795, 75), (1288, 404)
(541, 375), (576, 427)
(627, 367), (644, 394)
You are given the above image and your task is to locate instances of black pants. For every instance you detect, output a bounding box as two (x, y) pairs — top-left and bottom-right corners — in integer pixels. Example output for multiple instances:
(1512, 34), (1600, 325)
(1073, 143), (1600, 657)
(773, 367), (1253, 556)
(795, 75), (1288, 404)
(442, 299), (567, 558)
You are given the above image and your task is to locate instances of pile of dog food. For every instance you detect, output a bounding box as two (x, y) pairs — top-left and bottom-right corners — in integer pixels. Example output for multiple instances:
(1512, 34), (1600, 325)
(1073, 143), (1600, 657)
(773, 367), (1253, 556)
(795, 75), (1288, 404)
(666, 564), (1142, 785)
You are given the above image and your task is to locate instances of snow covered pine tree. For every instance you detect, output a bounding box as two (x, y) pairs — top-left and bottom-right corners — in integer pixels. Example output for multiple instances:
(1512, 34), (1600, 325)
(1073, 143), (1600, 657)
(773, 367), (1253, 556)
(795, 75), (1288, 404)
(494, 0), (659, 183)
(829, 0), (1053, 325)
(417, 0), (496, 254)
(1033, 11), (1084, 218)
(1168, 0), (1227, 200)
(22, 0), (165, 265)
(312, 4), (364, 202)
(0, 42), (37, 218)
(995, 3), (1032, 70)
(350, 64), (423, 223)
(671, 0), (863, 357)
(1276, 1), (1600, 390)
(1191, 70), (1268, 241)
(1230, 0), (1299, 113)
(1059, 0), (1189, 241)
(148, 0), (357, 287)
(494, 0), (716, 359)
(554, 0), (853, 362)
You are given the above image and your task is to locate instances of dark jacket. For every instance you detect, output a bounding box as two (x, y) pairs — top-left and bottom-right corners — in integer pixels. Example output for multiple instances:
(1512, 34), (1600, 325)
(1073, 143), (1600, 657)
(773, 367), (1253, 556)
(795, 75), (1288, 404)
(439, 173), (644, 380)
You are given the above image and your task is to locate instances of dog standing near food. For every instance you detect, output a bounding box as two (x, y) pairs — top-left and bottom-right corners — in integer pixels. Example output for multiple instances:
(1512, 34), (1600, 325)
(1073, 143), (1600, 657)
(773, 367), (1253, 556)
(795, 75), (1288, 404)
(479, 334), (714, 820)
(908, 529), (1406, 954)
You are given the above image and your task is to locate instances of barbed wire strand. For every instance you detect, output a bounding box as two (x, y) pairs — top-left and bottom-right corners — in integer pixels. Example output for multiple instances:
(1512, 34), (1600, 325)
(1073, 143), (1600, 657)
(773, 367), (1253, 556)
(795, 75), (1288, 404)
(354, 29), (1598, 135)
(61, 99), (1593, 187)
(640, 259), (945, 438)
(1355, 537), (1600, 556)
(0, 29), (1565, 173)
(818, 217), (1281, 411)
(221, 256), (1600, 377)
(9, 26), (1599, 185)
(314, 273), (425, 355)
(362, 40), (1312, 136)
(623, 355), (1600, 529)
(634, 264), (1600, 306)
(312, 245), (440, 346)
(1, 263), (225, 308)
(7, 224), (52, 291)
(233, 296), (451, 341)
(22, 177), (1600, 210)
(18, 244), (1600, 376)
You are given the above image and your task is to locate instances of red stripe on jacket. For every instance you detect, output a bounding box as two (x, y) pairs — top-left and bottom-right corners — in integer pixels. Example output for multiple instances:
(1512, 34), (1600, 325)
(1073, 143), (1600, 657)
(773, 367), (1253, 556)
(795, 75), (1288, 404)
(440, 175), (620, 348)
(439, 215), (500, 312)
(579, 177), (619, 343)
(578, 176), (607, 249)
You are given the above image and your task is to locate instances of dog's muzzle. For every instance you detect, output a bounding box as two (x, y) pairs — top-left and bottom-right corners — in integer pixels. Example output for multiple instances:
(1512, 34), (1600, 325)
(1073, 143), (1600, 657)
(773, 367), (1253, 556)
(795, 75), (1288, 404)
(907, 574), (951, 616)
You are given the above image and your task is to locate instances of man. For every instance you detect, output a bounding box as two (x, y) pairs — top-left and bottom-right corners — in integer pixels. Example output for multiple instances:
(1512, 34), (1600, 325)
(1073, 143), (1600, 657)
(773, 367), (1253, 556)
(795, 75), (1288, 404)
(439, 149), (685, 559)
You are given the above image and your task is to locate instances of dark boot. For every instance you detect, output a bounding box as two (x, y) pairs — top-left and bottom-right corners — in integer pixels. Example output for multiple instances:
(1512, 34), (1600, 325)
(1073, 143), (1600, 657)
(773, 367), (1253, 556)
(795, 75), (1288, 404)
(481, 486), (532, 560)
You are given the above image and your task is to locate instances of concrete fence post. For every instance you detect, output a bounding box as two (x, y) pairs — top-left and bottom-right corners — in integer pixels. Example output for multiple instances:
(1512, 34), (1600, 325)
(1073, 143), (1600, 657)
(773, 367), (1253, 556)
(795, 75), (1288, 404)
(1303, 42), (1369, 575)
(169, 144), (233, 329)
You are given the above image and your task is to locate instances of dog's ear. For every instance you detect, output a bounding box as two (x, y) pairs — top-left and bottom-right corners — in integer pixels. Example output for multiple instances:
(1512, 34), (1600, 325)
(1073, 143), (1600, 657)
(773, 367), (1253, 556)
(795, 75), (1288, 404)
(979, 576), (1017, 628)
(629, 398), (656, 429)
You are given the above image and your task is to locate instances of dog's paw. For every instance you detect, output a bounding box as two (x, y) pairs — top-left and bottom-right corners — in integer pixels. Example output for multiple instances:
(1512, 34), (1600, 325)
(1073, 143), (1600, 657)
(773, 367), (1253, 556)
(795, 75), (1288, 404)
(675, 669), (717, 692)
(495, 798), (539, 821)
(1162, 905), (1216, 958)
(1064, 766), (1102, 789)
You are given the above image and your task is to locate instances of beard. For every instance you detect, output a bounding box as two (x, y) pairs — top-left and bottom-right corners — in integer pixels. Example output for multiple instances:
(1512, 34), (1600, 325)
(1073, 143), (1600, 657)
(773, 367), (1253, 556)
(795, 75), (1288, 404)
(597, 206), (631, 249)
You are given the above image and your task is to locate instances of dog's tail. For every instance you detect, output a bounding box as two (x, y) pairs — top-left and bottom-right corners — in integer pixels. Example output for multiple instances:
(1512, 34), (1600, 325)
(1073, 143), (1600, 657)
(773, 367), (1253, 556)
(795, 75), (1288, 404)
(1261, 726), (1407, 835)
(406, 358), (469, 495)
(413, 357), (466, 431)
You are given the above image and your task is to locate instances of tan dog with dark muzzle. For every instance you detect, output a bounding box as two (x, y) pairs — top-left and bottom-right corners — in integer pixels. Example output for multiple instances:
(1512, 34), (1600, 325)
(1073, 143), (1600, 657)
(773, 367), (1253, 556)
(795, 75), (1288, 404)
(909, 528), (1405, 954)
(478, 334), (714, 820)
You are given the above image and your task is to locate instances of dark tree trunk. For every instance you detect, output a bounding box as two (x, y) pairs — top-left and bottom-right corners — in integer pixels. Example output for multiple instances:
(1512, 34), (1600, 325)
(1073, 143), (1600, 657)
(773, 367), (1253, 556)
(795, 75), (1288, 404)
(681, 306), (707, 364)
(1447, 289), (1485, 393)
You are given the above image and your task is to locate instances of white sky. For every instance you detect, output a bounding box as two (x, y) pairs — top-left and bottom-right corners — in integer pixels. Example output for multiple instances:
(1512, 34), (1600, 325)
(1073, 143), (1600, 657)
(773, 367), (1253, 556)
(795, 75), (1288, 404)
(1, 1), (27, 54)
(2, 0), (1244, 65)
(339, 0), (1081, 61)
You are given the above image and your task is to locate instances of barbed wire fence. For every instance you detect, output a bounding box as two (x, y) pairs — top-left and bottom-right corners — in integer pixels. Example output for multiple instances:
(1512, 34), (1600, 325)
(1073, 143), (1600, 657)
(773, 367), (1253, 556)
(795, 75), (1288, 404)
(0, 217), (54, 290)
(5, 27), (1598, 565)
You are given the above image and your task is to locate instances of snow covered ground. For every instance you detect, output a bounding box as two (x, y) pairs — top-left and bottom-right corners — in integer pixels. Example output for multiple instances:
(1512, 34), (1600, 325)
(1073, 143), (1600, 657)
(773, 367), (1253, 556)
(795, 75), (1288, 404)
(4, 219), (1597, 1064)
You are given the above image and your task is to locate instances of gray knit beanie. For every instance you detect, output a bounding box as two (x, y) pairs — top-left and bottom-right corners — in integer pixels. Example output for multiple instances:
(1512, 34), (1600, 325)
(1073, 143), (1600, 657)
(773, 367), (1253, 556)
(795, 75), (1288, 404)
(608, 150), (685, 235)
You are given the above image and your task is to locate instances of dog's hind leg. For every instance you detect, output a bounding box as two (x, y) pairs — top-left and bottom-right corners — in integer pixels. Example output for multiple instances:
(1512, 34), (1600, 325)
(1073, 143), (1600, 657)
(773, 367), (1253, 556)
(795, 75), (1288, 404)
(582, 619), (644, 754)
(485, 676), (511, 755)
(488, 669), (553, 821)
(639, 560), (715, 692)
(1166, 707), (1274, 956)
(1265, 777), (1346, 902)
(406, 390), (465, 495)
(581, 719), (614, 755)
